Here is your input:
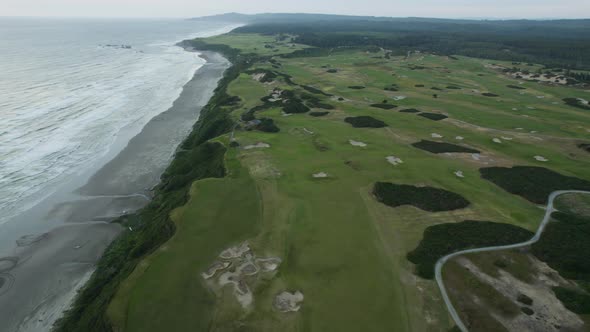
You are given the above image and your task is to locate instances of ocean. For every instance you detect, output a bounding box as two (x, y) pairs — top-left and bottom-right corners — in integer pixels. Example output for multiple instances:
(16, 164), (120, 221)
(0, 17), (236, 225)
(0, 17), (237, 331)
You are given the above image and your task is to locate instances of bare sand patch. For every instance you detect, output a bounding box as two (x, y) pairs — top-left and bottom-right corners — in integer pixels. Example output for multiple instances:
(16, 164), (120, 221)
(493, 138), (502, 144)
(454, 171), (465, 178)
(534, 156), (549, 162)
(431, 133), (443, 138)
(243, 142), (270, 150)
(386, 156), (403, 166)
(312, 172), (329, 178)
(274, 291), (304, 312)
(203, 242), (282, 309)
(349, 140), (367, 147)
(455, 136), (464, 140)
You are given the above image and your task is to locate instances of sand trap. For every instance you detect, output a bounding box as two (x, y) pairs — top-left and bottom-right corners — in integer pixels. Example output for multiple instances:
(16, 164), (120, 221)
(515, 128), (524, 130)
(431, 133), (443, 138)
(282, 112), (293, 117)
(220, 242), (250, 259)
(349, 140), (367, 147)
(218, 271), (253, 308)
(534, 156), (549, 162)
(386, 156), (403, 166)
(471, 154), (481, 161)
(274, 291), (304, 312)
(255, 257), (282, 272)
(312, 172), (329, 178)
(455, 136), (464, 140)
(243, 142), (270, 150)
(202, 261), (231, 280)
(252, 73), (266, 82)
(501, 136), (513, 140)
(512, 108), (518, 111)
(493, 138), (502, 144)
(303, 128), (314, 135)
(393, 95), (407, 101)
(454, 171), (465, 178)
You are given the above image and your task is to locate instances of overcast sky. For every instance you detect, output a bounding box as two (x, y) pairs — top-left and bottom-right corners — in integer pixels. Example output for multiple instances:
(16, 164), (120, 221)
(3, 0), (590, 19)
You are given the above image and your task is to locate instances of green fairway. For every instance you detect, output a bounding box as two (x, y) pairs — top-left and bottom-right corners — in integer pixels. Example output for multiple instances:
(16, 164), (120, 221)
(108, 33), (590, 331)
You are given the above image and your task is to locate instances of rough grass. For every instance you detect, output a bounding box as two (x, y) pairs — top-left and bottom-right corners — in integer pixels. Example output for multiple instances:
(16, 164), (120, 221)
(417, 113), (448, 121)
(480, 166), (590, 204)
(344, 116), (387, 128)
(408, 221), (533, 278)
(309, 111), (330, 117)
(412, 140), (480, 154)
(373, 182), (470, 212)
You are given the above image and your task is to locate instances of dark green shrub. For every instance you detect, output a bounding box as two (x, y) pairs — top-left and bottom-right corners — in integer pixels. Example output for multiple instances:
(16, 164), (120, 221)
(309, 111), (329, 117)
(370, 103), (397, 110)
(407, 220), (533, 279)
(344, 116), (387, 128)
(552, 287), (590, 314)
(399, 108), (420, 113)
(418, 113), (447, 121)
(412, 140), (479, 154)
(480, 166), (590, 204)
(373, 182), (470, 212)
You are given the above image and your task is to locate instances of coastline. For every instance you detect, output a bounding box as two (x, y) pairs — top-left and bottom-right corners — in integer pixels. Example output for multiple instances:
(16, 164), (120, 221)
(0, 48), (230, 332)
(52, 37), (245, 332)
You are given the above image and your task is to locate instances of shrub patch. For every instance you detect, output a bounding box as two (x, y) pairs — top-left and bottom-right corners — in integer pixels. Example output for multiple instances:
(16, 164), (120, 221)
(480, 166), (590, 204)
(370, 103), (397, 110)
(412, 140), (480, 154)
(373, 182), (470, 212)
(407, 220), (533, 278)
(399, 108), (420, 113)
(348, 86), (366, 89)
(344, 116), (387, 128)
(418, 113), (448, 121)
(309, 111), (329, 117)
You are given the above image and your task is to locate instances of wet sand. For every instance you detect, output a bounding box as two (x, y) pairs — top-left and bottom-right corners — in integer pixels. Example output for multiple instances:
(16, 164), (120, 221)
(0, 51), (229, 332)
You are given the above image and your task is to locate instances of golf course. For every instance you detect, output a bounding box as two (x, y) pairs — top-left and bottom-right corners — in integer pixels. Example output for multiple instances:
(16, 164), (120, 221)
(58, 28), (590, 332)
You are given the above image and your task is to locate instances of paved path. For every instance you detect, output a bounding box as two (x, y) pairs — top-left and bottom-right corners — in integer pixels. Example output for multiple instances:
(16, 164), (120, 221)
(435, 190), (590, 332)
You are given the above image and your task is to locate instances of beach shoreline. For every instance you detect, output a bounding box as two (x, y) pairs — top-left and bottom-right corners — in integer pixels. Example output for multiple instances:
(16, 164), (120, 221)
(0, 47), (230, 332)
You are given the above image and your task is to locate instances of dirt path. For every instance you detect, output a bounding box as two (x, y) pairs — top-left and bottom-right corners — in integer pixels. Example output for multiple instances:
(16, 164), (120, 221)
(435, 190), (590, 332)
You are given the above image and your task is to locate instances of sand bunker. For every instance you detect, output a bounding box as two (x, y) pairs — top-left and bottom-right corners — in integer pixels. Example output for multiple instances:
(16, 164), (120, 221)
(386, 156), (403, 166)
(243, 142), (270, 150)
(471, 154), (481, 161)
(349, 140), (367, 147)
(252, 73), (266, 82)
(431, 133), (443, 138)
(501, 136), (513, 141)
(220, 242), (251, 259)
(455, 136), (464, 140)
(203, 242), (282, 309)
(392, 95), (407, 101)
(493, 138), (502, 144)
(454, 171), (465, 178)
(534, 156), (549, 162)
(312, 172), (329, 178)
(274, 291), (304, 312)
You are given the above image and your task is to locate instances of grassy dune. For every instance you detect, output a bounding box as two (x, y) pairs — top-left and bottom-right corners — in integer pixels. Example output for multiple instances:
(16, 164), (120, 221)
(107, 33), (590, 331)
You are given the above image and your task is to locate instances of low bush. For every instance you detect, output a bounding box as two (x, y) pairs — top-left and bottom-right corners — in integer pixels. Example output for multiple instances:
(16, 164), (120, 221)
(418, 113), (448, 121)
(373, 182), (470, 212)
(399, 108), (420, 113)
(507, 84), (526, 90)
(412, 140), (480, 154)
(348, 85), (366, 89)
(552, 286), (590, 314)
(578, 143), (590, 153)
(255, 118), (280, 133)
(480, 166), (590, 204)
(482, 92), (499, 97)
(532, 212), (590, 280)
(309, 111), (329, 117)
(344, 116), (387, 128)
(563, 98), (590, 110)
(370, 103), (397, 110)
(407, 220), (533, 278)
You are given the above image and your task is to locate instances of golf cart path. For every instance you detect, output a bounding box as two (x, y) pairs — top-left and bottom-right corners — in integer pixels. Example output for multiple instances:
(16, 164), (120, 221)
(435, 190), (590, 332)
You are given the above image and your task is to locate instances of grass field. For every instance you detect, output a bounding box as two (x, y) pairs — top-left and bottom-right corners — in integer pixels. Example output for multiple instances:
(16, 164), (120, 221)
(108, 33), (590, 331)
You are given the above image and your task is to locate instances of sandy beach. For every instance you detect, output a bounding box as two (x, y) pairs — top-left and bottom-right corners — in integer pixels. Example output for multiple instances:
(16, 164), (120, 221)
(0, 51), (229, 332)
